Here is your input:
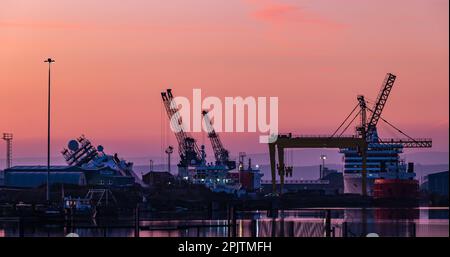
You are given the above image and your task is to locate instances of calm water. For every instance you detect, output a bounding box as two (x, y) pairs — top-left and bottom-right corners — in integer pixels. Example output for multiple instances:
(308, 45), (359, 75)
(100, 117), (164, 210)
(0, 207), (448, 237)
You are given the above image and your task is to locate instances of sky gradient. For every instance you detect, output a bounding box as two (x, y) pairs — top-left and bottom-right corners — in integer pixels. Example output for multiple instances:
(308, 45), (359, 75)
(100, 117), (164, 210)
(1, 0), (448, 166)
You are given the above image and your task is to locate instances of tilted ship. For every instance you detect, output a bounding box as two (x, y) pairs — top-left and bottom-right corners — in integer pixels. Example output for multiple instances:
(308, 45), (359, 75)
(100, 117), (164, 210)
(61, 135), (144, 186)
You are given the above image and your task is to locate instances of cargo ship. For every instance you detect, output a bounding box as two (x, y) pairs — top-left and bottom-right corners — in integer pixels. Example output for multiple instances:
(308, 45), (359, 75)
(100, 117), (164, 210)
(340, 139), (416, 196)
(237, 157), (263, 193)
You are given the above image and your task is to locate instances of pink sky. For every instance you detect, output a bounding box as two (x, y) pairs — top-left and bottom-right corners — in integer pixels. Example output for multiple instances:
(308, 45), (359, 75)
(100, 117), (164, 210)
(1, 0), (448, 165)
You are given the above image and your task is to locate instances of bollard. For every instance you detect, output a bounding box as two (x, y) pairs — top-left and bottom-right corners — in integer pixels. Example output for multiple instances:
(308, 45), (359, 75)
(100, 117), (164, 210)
(290, 221), (295, 237)
(227, 204), (231, 237)
(18, 217), (24, 237)
(251, 219), (257, 237)
(232, 206), (237, 238)
(271, 216), (276, 237)
(134, 206), (140, 237)
(208, 201), (212, 220)
(342, 222), (348, 237)
(325, 209), (331, 237)
(280, 219), (285, 237)
(409, 222), (416, 237)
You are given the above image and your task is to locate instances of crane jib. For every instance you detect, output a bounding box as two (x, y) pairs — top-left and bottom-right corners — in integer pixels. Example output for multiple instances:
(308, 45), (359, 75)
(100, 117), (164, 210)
(368, 73), (396, 130)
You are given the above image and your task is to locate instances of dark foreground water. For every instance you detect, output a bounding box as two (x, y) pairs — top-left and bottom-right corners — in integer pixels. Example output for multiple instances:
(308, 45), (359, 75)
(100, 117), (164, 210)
(0, 207), (448, 237)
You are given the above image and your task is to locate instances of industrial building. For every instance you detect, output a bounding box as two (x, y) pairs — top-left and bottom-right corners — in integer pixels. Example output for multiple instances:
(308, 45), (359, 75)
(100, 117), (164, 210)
(422, 171), (449, 196)
(142, 171), (175, 186)
(262, 167), (344, 195)
(3, 165), (135, 188)
(0, 170), (4, 186)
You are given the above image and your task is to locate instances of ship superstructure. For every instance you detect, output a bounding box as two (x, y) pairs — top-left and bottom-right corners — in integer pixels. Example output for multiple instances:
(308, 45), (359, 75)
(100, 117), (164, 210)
(340, 137), (414, 195)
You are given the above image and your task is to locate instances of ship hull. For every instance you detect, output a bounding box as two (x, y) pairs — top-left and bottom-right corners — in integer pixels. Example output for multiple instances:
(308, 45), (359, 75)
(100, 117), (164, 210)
(373, 179), (419, 200)
(344, 172), (416, 196)
(343, 173), (375, 195)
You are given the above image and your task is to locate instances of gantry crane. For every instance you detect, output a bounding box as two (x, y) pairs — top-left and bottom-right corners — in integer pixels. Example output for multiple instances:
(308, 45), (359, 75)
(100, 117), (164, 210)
(161, 89), (203, 166)
(269, 73), (432, 196)
(202, 110), (236, 170)
(268, 134), (367, 195)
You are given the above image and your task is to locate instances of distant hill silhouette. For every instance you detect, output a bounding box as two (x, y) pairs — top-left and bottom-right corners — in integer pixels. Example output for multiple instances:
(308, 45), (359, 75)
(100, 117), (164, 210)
(4, 151), (448, 184)
(132, 163), (448, 184)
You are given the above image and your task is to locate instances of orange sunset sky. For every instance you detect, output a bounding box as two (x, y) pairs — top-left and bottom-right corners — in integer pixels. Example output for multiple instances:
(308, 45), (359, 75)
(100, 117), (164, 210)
(1, 0), (449, 166)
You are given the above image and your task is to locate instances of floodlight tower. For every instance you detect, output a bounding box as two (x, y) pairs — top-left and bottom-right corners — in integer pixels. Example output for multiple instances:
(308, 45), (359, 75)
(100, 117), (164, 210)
(320, 154), (327, 179)
(2, 133), (13, 169)
(165, 146), (174, 172)
(44, 57), (55, 204)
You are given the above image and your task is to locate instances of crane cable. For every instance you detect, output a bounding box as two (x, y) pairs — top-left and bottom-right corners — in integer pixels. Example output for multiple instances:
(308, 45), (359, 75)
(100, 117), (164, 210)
(160, 100), (163, 166)
(366, 107), (419, 143)
(330, 103), (360, 138)
(338, 109), (361, 137)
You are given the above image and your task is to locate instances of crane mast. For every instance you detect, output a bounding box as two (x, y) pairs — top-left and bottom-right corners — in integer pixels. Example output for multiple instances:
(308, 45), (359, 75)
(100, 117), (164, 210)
(161, 89), (202, 166)
(356, 95), (367, 138)
(202, 110), (236, 170)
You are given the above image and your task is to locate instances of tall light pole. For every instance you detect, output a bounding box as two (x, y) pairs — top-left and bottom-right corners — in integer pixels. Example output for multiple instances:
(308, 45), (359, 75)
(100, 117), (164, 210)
(320, 154), (326, 179)
(165, 146), (173, 173)
(2, 133), (13, 169)
(149, 159), (154, 172)
(45, 58), (55, 204)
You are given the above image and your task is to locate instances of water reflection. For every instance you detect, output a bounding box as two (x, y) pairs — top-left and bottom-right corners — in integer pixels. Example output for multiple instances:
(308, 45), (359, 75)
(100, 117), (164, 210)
(343, 208), (418, 237)
(0, 207), (447, 237)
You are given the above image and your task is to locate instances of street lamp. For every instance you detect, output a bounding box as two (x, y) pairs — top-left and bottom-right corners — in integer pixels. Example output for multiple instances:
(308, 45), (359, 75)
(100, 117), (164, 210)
(165, 146), (174, 173)
(320, 154), (327, 179)
(44, 58), (55, 204)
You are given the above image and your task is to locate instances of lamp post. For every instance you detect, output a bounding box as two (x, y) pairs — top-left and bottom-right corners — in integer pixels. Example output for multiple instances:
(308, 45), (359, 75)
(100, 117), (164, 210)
(44, 58), (55, 204)
(320, 154), (326, 179)
(149, 159), (154, 172)
(165, 146), (173, 173)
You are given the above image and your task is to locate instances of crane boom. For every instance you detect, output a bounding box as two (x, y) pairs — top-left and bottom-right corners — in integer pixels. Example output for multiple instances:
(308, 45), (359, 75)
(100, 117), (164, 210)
(202, 110), (236, 170)
(378, 138), (432, 148)
(367, 73), (396, 134)
(161, 89), (202, 166)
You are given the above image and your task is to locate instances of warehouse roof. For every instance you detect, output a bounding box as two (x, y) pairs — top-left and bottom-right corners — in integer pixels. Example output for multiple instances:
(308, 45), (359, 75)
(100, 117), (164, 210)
(4, 165), (114, 172)
(427, 171), (448, 178)
(4, 171), (87, 188)
(5, 166), (83, 171)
